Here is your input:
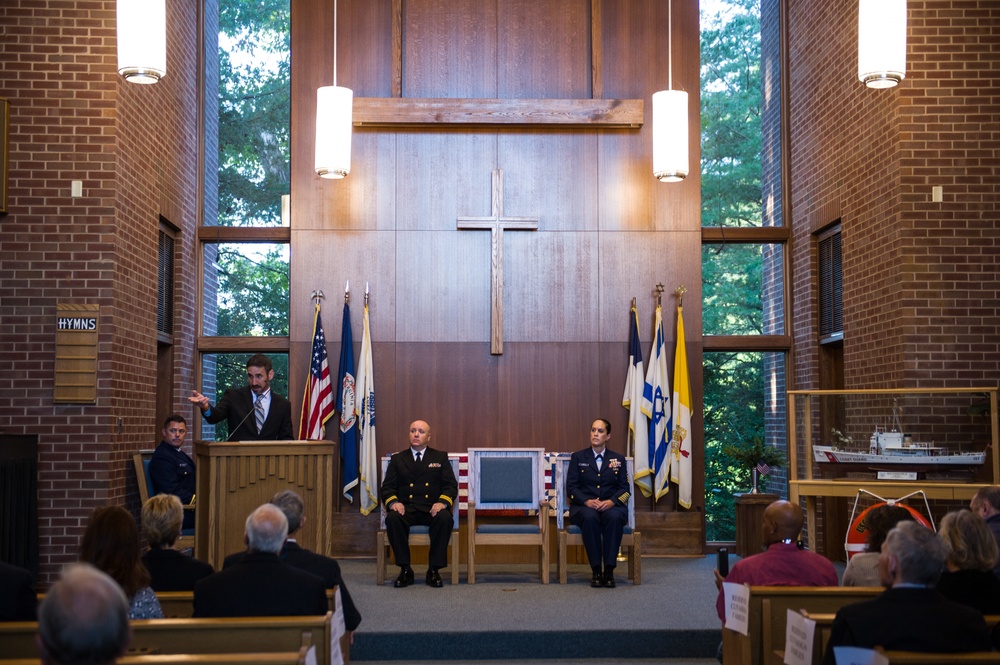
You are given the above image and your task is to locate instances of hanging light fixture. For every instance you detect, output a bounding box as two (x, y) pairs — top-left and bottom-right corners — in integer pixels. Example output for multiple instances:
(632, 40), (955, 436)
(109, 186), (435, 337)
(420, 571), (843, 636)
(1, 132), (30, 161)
(116, 0), (166, 84)
(858, 0), (906, 89)
(652, 0), (688, 182)
(315, 0), (353, 179)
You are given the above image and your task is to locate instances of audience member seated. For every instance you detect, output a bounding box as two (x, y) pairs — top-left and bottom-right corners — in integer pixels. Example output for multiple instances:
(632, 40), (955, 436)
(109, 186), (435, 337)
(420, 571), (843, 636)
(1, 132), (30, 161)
(193, 503), (328, 617)
(822, 521), (991, 665)
(80, 505), (163, 619)
(936, 508), (1000, 614)
(0, 559), (37, 621)
(971, 486), (1000, 579)
(224, 489), (361, 632)
(714, 499), (838, 622)
(37, 562), (130, 665)
(140, 494), (213, 592)
(842, 504), (915, 587)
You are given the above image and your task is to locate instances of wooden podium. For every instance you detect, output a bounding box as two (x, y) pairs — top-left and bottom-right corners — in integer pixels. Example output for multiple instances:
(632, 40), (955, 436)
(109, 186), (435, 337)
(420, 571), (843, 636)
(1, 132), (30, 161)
(194, 440), (336, 570)
(734, 493), (778, 557)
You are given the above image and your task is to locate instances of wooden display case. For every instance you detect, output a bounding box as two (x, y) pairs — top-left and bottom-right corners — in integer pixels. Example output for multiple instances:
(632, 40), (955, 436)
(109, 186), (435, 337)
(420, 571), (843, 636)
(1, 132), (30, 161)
(787, 387), (999, 547)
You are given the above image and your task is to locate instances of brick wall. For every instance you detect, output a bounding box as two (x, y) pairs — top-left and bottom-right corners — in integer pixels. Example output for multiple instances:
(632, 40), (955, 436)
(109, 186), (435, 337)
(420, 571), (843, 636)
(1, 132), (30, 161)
(0, 0), (199, 584)
(788, 1), (1000, 548)
(789, 0), (1000, 392)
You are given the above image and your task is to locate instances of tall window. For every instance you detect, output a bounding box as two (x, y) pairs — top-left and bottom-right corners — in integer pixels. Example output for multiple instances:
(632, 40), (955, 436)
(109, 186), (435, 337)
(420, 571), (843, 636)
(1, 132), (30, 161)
(199, 0), (291, 439)
(701, 0), (789, 541)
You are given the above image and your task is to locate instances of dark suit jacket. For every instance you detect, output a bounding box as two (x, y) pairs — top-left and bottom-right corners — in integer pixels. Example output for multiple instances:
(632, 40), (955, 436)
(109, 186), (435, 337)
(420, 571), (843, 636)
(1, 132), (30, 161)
(380, 447), (458, 512)
(0, 561), (36, 622)
(223, 541), (361, 630)
(193, 552), (327, 617)
(566, 447), (630, 521)
(142, 547), (214, 592)
(204, 386), (294, 441)
(822, 586), (991, 665)
(148, 440), (196, 504)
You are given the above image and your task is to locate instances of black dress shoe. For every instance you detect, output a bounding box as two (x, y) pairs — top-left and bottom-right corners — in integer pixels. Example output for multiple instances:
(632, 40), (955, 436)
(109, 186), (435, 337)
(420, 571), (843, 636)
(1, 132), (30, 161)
(393, 567), (414, 588)
(590, 571), (603, 588)
(426, 568), (444, 588)
(603, 571), (616, 588)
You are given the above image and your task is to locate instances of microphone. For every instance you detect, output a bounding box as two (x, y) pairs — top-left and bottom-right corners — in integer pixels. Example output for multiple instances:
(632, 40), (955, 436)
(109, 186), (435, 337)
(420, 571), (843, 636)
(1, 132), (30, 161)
(226, 390), (269, 441)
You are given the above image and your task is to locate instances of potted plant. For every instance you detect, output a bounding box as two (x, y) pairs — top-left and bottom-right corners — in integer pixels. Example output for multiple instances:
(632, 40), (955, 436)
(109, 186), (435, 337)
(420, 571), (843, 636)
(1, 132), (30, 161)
(721, 436), (787, 494)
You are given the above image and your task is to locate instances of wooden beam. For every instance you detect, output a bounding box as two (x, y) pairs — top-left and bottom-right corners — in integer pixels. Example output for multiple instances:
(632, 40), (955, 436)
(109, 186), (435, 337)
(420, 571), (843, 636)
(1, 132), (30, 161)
(591, 0), (603, 99)
(391, 0), (402, 98)
(701, 226), (791, 243)
(703, 335), (792, 351)
(353, 97), (643, 128)
(196, 337), (291, 353)
(197, 227), (291, 243)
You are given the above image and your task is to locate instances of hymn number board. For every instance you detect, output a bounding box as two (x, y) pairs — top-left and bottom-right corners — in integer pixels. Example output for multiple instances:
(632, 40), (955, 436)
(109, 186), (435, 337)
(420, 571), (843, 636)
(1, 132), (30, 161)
(54, 303), (99, 404)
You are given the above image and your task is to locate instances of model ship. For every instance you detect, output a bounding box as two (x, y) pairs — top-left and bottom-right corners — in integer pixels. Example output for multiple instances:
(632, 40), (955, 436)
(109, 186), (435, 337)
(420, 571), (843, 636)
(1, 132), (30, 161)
(814, 427), (986, 467)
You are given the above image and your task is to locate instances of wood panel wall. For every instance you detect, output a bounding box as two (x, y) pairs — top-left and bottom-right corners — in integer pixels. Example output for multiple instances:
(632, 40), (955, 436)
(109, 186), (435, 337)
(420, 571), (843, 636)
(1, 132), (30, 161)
(290, 0), (704, 556)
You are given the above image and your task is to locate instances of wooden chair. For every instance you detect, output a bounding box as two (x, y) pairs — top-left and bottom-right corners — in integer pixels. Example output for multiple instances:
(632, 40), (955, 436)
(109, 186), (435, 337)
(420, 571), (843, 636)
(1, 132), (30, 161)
(375, 455), (461, 585)
(466, 447), (549, 584)
(554, 454), (641, 584)
(133, 451), (194, 550)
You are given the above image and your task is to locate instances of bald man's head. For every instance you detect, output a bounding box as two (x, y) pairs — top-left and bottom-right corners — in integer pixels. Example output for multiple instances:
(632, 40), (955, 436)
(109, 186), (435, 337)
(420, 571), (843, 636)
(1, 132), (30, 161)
(38, 563), (130, 665)
(762, 500), (805, 545)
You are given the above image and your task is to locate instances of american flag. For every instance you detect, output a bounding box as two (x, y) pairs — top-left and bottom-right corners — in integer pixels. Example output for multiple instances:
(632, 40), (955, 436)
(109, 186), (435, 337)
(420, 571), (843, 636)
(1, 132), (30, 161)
(298, 304), (334, 440)
(756, 460), (771, 476)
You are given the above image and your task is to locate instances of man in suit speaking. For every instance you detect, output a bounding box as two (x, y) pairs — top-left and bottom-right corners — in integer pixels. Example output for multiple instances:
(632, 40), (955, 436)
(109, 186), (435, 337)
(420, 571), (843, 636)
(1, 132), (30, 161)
(189, 353), (294, 440)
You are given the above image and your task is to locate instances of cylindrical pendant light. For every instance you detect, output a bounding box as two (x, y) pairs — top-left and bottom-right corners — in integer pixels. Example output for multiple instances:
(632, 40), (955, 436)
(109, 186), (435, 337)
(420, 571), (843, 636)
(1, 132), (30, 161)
(858, 0), (906, 89)
(315, 0), (353, 179)
(652, 0), (688, 182)
(315, 86), (354, 179)
(653, 90), (689, 183)
(117, 0), (166, 84)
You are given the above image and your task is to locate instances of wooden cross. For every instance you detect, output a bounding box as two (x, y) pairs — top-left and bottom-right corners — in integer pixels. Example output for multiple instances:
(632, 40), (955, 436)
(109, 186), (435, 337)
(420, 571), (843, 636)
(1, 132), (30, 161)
(458, 169), (538, 355)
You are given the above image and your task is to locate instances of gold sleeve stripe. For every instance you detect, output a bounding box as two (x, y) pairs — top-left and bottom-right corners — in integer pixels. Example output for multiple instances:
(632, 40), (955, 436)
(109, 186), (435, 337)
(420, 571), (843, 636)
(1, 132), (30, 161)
(617, 491), (631, 504)
(440, 495), (454, 506)
(385, 495), (398, 505)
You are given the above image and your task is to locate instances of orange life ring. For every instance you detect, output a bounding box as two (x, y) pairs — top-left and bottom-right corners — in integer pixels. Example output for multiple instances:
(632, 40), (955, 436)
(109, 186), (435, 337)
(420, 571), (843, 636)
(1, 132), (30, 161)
(845, 502), (931, 559)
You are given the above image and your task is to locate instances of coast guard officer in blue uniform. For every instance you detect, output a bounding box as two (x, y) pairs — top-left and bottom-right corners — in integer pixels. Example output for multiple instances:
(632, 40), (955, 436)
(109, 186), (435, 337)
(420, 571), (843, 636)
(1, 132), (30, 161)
(567, 418), (631, 587)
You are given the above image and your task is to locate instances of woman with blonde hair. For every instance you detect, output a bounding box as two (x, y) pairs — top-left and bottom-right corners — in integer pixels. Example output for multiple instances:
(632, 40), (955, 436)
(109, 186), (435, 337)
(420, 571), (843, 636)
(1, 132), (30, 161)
(937, 508), (1000, 614)
(141, 494), (213, 591)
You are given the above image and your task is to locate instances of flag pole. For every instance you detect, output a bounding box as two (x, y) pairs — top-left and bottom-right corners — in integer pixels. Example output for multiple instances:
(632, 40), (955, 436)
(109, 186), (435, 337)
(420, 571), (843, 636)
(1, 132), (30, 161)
(311, 289), (325, 306)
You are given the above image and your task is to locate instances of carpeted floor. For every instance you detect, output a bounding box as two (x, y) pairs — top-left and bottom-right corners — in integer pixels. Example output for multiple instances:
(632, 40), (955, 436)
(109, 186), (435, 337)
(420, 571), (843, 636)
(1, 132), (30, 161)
(339, 555), (733, 663)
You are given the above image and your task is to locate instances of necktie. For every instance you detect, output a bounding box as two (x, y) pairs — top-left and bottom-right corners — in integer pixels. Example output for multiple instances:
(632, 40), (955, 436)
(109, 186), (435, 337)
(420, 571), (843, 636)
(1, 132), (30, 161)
(415, 451), (422, 463)
(254, 396), (265, 433)
(595, 454), (603, 471)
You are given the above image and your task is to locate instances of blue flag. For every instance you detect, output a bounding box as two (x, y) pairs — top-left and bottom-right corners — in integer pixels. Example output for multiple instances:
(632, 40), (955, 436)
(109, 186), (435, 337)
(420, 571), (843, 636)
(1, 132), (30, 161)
(641, 304), (671, 501)
(623, 303), (652, 497)
(337, 302), (358, 501)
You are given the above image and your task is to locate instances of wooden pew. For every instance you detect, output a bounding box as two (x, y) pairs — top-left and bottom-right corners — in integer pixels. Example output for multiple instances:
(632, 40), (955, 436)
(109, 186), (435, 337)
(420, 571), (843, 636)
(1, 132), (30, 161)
(0, 614), (333, 665)
(155, 588), (340, 618)
(772, 613), (1000, 665)
(875, 650), (1000, 665)
(722, 586), (883, 665)
(0, 652), (310, 665)
(34, 588), (348, 662)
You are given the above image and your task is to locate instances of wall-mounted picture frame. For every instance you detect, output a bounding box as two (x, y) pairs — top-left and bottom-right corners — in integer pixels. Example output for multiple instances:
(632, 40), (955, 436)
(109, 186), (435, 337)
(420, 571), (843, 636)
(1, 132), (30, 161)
(0, 98), (8, 215)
